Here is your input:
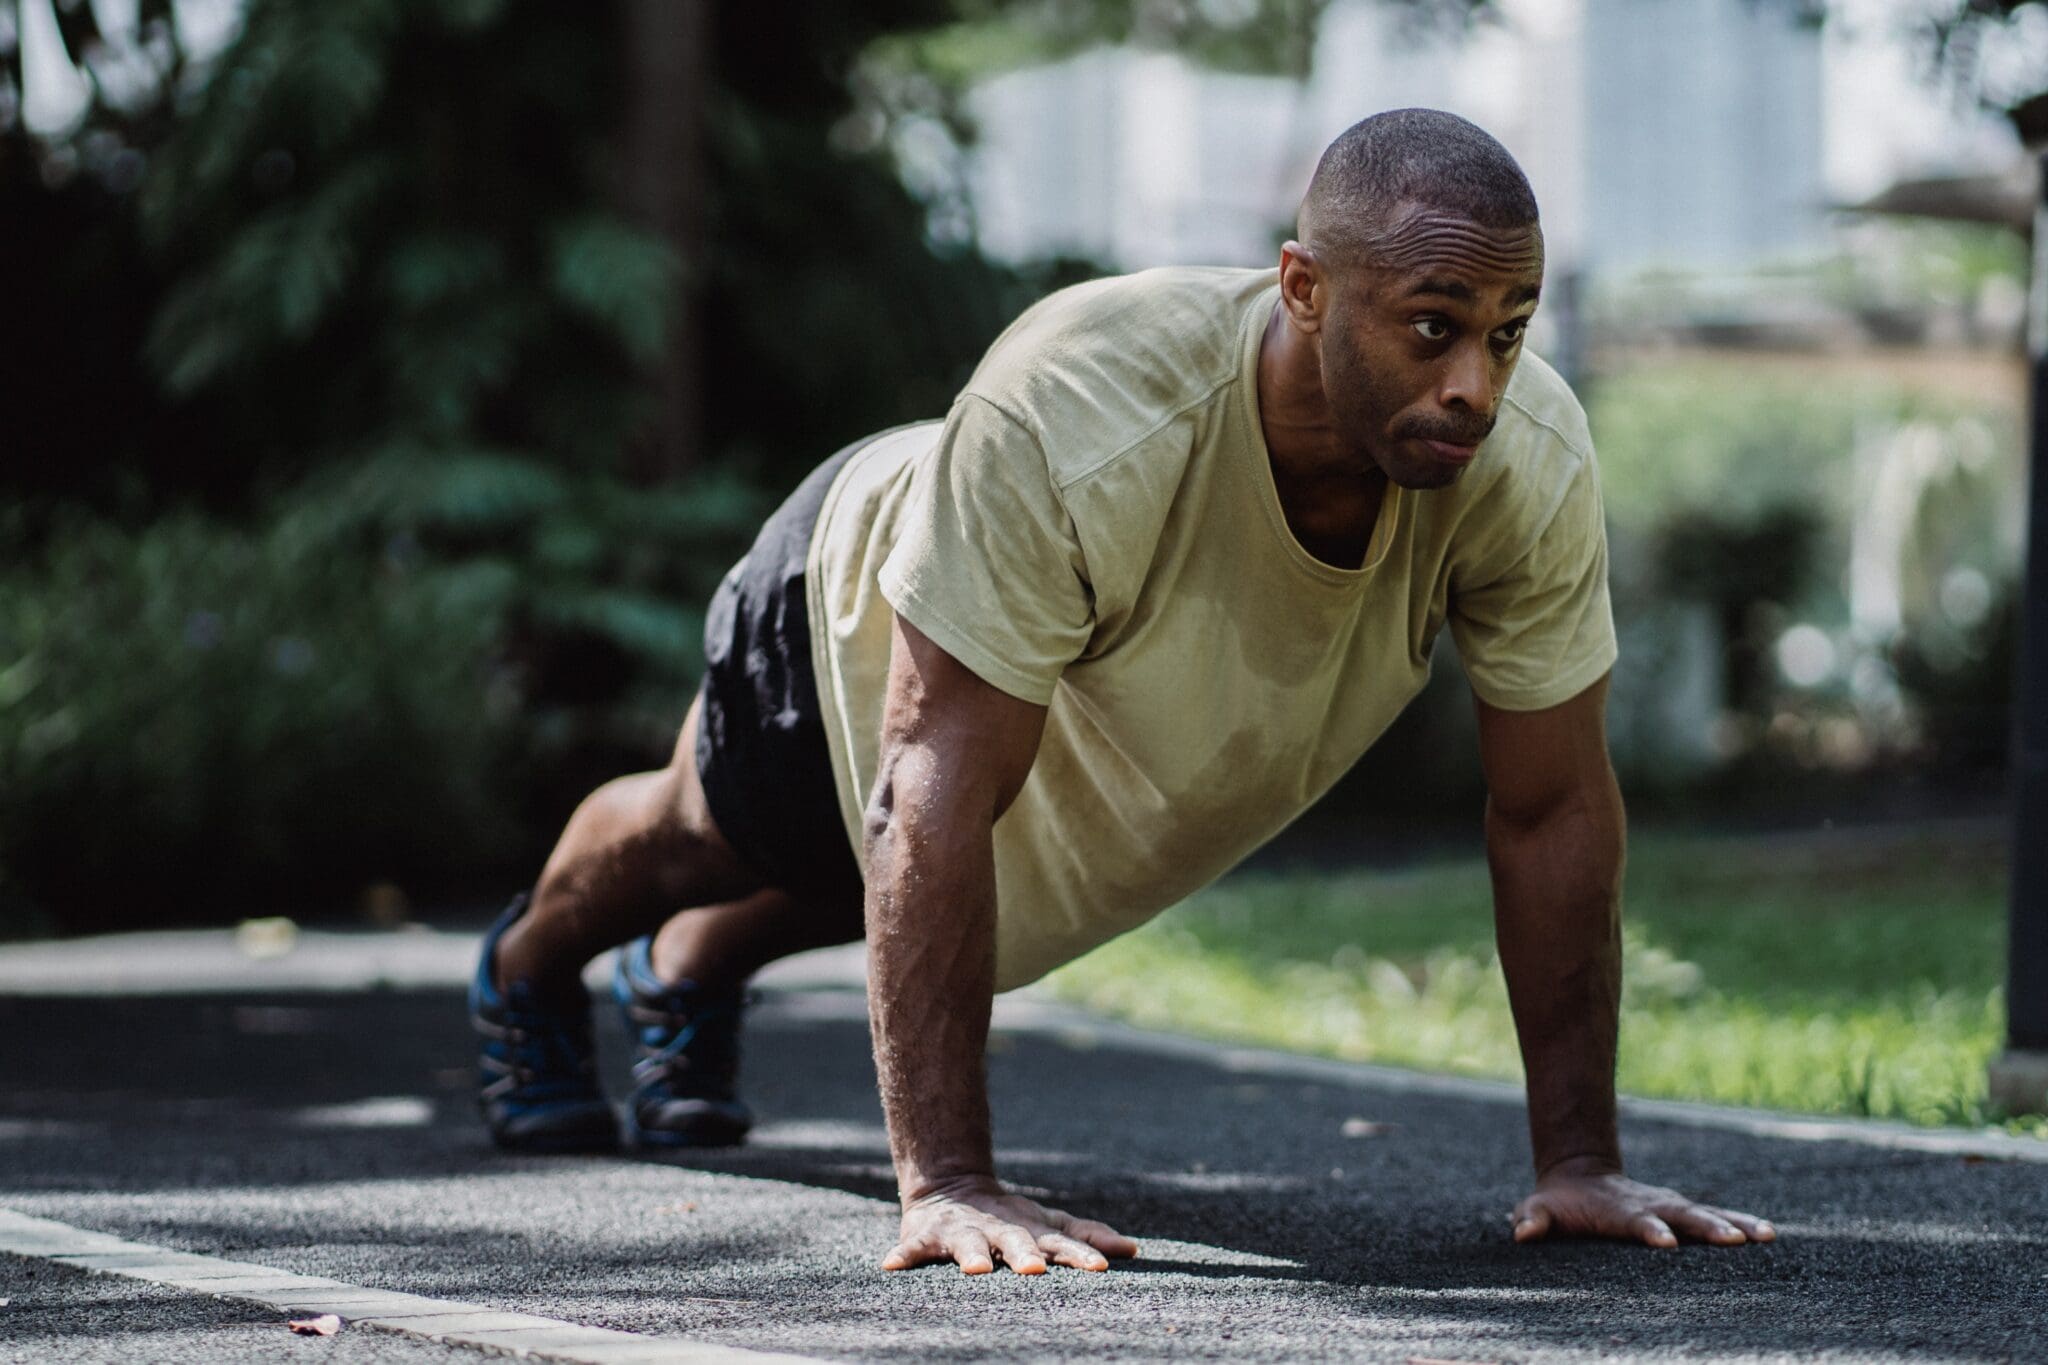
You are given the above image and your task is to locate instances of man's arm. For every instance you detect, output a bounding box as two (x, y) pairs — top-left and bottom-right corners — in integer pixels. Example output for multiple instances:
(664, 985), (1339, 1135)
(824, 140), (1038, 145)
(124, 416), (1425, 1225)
(1476, 673), (1775, 1248)
(864, 614), (1139, 1275)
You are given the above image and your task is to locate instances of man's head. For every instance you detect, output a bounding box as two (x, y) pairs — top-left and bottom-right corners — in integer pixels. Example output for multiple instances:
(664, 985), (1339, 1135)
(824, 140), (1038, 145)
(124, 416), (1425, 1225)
(1280, 108), (1544, 489)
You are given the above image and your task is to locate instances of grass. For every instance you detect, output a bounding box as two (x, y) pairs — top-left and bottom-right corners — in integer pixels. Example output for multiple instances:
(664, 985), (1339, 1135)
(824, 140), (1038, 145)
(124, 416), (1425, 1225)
(1042, 825), (2047, 1137)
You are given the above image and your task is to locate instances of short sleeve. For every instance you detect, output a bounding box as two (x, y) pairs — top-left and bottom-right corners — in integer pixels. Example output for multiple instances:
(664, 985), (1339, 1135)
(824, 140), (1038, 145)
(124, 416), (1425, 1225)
(1448, 452), (1618, 711)
(876, 395), (1094, 705)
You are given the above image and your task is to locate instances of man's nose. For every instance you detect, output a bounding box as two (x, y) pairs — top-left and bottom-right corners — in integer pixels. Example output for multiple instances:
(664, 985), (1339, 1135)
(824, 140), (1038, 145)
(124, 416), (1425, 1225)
(1438, 341), (1494, 415)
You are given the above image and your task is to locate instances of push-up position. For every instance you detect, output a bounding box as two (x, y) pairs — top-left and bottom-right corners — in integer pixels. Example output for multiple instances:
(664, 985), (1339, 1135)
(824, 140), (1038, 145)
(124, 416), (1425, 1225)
(470, 108), (1776, 1273)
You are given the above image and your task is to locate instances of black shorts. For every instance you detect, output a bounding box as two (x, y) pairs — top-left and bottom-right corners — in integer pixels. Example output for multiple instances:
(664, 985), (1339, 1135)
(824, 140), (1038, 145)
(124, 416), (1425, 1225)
(693, 434), (880, 909)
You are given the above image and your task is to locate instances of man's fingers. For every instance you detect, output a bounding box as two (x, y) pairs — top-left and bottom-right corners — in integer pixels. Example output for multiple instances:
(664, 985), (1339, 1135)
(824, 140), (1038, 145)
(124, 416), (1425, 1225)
(1038, 1232), (1110, 1272)
(889, 1198), (1137, 1275)
(1632, 1213), (1678, 1249)
(1710, 1207), (1778, 1243)
(881, 1235), (941, 1272)
(950, 1228), (996, 1275)
(1667, 1206), (1747, 1245)
(1062, 1217), (1139, 1259)
(1511, 1202), (1552, 1243)
(992, 1227), (1048, 1275)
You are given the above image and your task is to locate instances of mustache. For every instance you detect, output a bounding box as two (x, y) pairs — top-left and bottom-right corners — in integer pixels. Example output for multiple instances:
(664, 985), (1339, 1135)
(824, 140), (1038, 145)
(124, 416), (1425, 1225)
(1397, 416), (1494, 447)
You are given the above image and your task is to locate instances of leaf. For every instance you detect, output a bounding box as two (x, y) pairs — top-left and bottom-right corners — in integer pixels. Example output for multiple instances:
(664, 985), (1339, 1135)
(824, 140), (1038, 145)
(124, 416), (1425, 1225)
(287, 1314), (343, 1336)
(548, 217), (679, 365)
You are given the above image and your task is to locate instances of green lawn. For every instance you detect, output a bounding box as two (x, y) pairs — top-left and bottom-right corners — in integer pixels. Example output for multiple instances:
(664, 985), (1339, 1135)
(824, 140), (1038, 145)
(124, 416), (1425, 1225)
(1042, 825), (2042, 1135)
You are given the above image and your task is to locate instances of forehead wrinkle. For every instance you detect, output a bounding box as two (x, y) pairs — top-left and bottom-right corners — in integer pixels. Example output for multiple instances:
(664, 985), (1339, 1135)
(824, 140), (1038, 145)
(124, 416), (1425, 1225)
(1362, 206), (1544, 280)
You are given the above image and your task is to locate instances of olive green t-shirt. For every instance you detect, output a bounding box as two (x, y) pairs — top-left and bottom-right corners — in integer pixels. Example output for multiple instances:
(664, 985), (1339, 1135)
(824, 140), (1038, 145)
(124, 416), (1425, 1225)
(806, 266), (1615, 990)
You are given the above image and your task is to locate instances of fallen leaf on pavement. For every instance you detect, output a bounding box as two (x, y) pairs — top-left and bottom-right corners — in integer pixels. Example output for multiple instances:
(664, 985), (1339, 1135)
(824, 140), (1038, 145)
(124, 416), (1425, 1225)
(1341, 1117), (1392, 1138)
(288, 1315), (343, 1336)
(236, 917), (299, 960)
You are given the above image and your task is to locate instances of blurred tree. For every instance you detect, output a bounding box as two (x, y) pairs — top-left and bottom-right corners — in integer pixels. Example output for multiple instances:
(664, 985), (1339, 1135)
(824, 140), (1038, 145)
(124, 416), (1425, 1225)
(619, 0), (707, 481)
(0, 0), (195, 507)
(1919, 1), (2048, 136)
(1755, 1), (2048, 137)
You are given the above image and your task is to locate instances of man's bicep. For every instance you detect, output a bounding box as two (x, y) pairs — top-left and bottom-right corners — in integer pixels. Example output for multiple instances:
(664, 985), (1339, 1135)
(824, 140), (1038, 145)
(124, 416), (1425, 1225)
(871, 614), (1050, 832)
(1473, 672), (1616, 827)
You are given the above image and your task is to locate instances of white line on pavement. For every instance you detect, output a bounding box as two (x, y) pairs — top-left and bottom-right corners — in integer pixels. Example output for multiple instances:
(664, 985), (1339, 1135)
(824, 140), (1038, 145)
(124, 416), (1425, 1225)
(0, 1208), (828, 1365)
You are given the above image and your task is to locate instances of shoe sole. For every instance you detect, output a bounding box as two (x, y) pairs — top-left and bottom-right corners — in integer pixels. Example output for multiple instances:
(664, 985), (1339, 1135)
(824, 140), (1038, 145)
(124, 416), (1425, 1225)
(486, 1107), (620, 1155)
(623, 1108), (750, 1151)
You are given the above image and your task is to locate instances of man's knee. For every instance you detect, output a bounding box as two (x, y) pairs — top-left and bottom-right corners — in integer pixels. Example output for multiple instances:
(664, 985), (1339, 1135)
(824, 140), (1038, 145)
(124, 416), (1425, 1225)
(647, 752), (755, 902)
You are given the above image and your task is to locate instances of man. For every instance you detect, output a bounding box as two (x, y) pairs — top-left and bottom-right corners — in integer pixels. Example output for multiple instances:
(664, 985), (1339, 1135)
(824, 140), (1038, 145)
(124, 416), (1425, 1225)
(470, 108), (1777, 1274)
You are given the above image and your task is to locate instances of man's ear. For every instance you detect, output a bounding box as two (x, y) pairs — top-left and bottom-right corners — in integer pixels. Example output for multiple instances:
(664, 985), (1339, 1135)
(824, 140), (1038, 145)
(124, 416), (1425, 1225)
(1277, 241), (1327, 336)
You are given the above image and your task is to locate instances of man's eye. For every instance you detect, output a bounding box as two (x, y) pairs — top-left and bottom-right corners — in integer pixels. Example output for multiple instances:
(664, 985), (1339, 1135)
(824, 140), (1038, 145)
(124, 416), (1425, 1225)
(1493, 320), (1528, 345)
(1411, 318), (1450, 342)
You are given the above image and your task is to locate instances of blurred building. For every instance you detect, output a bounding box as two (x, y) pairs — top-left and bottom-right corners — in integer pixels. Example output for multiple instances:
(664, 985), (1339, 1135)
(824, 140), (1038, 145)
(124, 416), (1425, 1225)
(1580, 0), (1826, 276)
(967, 47), (1305, 269)
(963, 0), (1924, 283)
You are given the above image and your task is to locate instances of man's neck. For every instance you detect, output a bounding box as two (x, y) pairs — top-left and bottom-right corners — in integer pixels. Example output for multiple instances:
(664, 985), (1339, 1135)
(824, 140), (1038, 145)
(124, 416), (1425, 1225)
(1255, 299), (1336, 472)
(1256, 299), (1388, 570)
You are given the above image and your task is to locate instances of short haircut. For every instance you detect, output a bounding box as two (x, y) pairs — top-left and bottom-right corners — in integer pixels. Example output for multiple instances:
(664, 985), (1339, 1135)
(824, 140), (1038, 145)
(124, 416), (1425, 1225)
(1297, 109), (1539, 269)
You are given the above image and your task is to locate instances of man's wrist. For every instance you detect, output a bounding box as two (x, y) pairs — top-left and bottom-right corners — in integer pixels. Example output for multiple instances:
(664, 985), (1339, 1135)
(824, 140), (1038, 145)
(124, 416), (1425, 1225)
(899, 1169), (1002, 1208)
(1536, 1151), (1625, 1183)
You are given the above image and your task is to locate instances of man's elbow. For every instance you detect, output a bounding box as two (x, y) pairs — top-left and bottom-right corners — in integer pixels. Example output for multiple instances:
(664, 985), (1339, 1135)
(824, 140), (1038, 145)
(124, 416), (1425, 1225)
(861, 743), (1000, 872)
(1484, 765), (1626, 848)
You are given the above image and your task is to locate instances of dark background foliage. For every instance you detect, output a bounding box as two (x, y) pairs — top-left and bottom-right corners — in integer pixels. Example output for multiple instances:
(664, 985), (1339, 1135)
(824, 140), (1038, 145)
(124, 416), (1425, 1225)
(0, 0), (1079, 928)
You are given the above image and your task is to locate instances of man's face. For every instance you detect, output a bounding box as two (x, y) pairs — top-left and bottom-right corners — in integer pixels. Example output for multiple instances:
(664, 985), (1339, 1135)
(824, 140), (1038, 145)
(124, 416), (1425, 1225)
(1318, 210), (1545, 489)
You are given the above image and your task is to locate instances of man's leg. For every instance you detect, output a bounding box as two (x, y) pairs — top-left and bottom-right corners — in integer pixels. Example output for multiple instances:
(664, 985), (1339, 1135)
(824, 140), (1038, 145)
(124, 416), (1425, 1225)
(648, 888), (864, 986)
(492, 694), (764, 997)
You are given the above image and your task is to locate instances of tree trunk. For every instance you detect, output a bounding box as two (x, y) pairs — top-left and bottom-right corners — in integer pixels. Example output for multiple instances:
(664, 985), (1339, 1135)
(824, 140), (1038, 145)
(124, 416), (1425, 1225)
(621, 0), (707, 483)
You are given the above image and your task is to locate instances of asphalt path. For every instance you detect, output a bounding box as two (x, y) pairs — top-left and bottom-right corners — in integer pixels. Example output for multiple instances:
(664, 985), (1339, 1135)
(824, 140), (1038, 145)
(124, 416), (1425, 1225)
(2, 930), (2044, 1363)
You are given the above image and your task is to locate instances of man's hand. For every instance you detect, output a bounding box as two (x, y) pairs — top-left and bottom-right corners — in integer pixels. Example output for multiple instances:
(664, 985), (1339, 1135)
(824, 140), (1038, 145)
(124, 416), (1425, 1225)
(884, 1176), (1140, 1275)
(1512, 1159), (1777, 1249)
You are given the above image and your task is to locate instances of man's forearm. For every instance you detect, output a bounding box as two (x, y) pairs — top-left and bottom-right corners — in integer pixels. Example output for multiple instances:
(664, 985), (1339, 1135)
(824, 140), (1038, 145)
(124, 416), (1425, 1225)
(863, 797), (1000, 1203)
(1485, 778), (1626, 1178)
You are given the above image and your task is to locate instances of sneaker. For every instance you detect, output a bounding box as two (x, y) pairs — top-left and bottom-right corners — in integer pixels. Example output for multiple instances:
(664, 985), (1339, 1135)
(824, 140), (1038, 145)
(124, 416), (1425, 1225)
(612, 937), (754, 1149)
(469, 894), (618, 1153)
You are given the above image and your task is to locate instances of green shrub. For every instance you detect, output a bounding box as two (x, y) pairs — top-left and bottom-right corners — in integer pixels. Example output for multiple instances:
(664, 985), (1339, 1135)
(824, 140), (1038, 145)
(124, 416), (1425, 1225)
(0, 449), (766, 934)
(0, 502), (520, 931)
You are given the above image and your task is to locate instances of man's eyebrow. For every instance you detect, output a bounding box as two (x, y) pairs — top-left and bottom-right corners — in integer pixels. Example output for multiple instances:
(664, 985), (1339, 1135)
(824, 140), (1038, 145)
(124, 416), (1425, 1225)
(1404, 278), (1475, 302)
(1403, 279), (1544, 308)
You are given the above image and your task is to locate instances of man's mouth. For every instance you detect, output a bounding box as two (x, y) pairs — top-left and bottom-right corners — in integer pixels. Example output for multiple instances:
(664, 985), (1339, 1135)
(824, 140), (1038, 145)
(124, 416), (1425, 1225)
(1419, 437), (1480, 465)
